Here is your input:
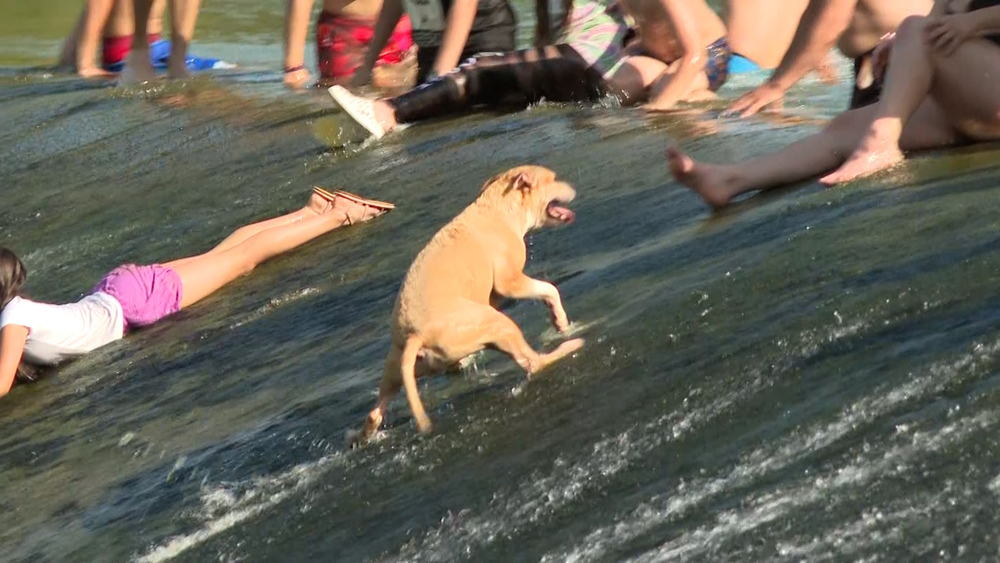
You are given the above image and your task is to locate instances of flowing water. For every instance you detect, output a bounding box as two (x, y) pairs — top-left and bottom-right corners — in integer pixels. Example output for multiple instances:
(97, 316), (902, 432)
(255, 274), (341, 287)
(3, 1), (1000, 562)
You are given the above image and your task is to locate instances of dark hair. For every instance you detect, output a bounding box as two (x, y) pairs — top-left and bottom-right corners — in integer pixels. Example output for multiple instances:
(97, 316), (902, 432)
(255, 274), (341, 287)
(0, 248), (41, 384)
(535, 0), (574, 47)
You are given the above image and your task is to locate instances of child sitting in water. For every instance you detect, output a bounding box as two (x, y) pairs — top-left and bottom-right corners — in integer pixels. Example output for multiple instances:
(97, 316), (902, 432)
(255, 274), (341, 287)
(328, 0), (731, 139)
(0, 188), (394, 400)
(282, 0), (417, 89)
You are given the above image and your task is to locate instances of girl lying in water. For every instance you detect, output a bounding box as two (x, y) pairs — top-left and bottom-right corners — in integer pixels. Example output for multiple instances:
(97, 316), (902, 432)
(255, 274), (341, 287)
(331, 0), (731, 139)
(670, 0), (1000, 208)
(0, 188), (394, 399)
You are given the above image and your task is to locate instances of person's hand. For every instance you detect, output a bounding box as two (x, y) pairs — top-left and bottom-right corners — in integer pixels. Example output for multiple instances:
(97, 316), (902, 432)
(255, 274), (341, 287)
(726, 81), (786, 117)
(351, 65), (373, 88)
(283, 66), (310, 89)
(924, 13), (977, 56)
(871, 32), (895, 81)
(643, 98), (679, 113)
(814, 53), (840, 85)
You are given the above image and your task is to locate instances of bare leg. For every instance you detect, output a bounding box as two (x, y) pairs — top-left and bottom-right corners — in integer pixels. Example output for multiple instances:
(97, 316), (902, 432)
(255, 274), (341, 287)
(166, 0), (202, 79)
(121, 0), (157, 84)
(62, 0), (116, 78)
(105, 0), (137, 37)
(163, 194), (385, 308)
(822, 16), (1000, 184)
(146, 0), (167, 37)
(669, 99), (958, 208)
(201, 193), (337, 255)
(58, 6), (87, 67)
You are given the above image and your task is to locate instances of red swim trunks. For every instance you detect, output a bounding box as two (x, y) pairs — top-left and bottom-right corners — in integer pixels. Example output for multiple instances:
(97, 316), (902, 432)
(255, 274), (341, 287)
(316, 11), (414, 79)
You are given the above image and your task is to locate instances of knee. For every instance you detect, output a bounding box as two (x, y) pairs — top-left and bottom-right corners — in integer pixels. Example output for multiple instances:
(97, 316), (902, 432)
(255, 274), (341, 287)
(235, 254), (258, 277)
(894, 15), (928, 42)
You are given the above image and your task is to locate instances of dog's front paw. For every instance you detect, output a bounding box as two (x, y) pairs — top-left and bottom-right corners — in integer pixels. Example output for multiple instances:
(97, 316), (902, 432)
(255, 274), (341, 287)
(552, 313), (570, 333)
(415, 415), (433, 435)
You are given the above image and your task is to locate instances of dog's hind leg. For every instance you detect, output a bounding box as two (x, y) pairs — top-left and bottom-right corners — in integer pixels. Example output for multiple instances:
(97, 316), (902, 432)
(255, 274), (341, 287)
(476, 308), (584, 377)
(349, 351), (405, 448)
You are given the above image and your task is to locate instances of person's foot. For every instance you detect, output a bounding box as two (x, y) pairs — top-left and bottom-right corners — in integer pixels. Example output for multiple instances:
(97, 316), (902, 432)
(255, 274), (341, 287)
(76, 65), (116, 80)
(307, 192), (334, 215)
(327, 86), (398, 139)
(167, 58), (192, 80)
(310, 192), (389, 225)
(120, 48), (157, 85)
(667, 147), (738, 209)
(819, 119), (905, 185)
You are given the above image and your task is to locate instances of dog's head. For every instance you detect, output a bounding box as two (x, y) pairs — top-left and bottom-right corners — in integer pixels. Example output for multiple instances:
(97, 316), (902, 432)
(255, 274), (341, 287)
(478, 166), (577, 232)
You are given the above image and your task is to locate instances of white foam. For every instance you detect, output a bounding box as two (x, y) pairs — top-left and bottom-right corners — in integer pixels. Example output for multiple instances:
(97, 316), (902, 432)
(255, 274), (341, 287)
(383, 314), (886, 561)
(548, 340), (1000, 562)
(134, 451), (345, 563)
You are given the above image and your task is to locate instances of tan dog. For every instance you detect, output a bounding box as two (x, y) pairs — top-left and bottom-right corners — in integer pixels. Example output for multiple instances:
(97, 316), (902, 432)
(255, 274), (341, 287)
(350, 166), (585, 446)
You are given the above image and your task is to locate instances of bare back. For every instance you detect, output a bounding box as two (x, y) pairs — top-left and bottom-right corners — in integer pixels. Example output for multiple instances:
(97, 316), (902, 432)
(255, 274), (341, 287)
(839, 0), (932, 57)
(725, 0), (810, 68)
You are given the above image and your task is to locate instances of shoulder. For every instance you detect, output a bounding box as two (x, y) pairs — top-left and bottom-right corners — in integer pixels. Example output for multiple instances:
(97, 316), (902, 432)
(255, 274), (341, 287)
(0, 297), (34, 330)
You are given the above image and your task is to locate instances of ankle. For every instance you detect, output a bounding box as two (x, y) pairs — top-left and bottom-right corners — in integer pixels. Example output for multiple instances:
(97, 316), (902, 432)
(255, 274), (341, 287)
(868, 117), (904, 142)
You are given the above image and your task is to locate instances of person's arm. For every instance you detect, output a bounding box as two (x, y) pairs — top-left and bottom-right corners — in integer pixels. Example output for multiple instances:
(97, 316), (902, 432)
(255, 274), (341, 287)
(283, 0), (315, 88)
(0, 325), (28, 399)
(728, 0), (858, 117)
(353, 0), (406, 86)
(926, 5), (1000, 55)
(432, 0), (479, 77)
(644, 0), (707, 111)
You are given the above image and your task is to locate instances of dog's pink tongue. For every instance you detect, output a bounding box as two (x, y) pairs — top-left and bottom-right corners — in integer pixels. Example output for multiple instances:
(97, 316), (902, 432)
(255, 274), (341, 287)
(547, 204), (576, 223)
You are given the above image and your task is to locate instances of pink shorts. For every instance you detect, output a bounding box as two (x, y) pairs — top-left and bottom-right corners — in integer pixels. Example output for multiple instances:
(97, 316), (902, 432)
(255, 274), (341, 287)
(92, 264), (184, 332)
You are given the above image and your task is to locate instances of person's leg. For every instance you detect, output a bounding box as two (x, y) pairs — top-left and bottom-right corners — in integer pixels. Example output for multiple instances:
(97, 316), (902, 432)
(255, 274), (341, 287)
(146, 0), (167, 37)
(121, 0), (157, 83)
(163, 193), (385, 308)
(822, 17), (1000, 183)
(166, 0), (202, 79)
(58, 6), (87, 67)
(669, 99), (958, 208)
(200, 192), (336, 256)
(367, 46), (597, 130)
(63, 0), (116, 78)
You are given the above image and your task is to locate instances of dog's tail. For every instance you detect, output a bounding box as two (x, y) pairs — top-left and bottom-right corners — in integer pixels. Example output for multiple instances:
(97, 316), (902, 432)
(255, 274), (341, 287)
(400, 335), (431, 433)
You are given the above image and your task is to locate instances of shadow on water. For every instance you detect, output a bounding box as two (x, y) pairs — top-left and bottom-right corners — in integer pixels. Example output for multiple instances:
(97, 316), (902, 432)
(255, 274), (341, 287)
(3, 47), (1000, 563)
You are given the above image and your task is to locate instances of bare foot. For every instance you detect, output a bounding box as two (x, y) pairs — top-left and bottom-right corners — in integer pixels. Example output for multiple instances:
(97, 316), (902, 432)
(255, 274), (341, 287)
(819, 119), (904, 185)
(307, 193), (333, 215)
(167, 60), (192, 81)
(666, 147), (738, 209)
(77, 65), (116, 80)
(120, 49), (157, 85)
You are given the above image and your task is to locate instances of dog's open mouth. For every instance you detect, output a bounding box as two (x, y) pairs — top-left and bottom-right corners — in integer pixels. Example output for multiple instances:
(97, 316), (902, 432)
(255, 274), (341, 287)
(546, 200), (576, 224)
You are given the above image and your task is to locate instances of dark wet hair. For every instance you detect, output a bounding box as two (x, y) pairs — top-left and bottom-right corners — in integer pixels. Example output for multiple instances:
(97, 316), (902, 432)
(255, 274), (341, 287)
(535, 0), (574, 47)
(0, 248), (41, 384)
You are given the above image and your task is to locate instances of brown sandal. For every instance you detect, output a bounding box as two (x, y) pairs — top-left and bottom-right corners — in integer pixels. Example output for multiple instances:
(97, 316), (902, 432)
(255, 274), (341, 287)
(312, 187), (395, 224)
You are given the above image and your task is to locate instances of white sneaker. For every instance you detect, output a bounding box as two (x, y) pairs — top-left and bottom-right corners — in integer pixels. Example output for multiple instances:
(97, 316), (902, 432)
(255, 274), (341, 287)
(328, 85), (386, 140)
